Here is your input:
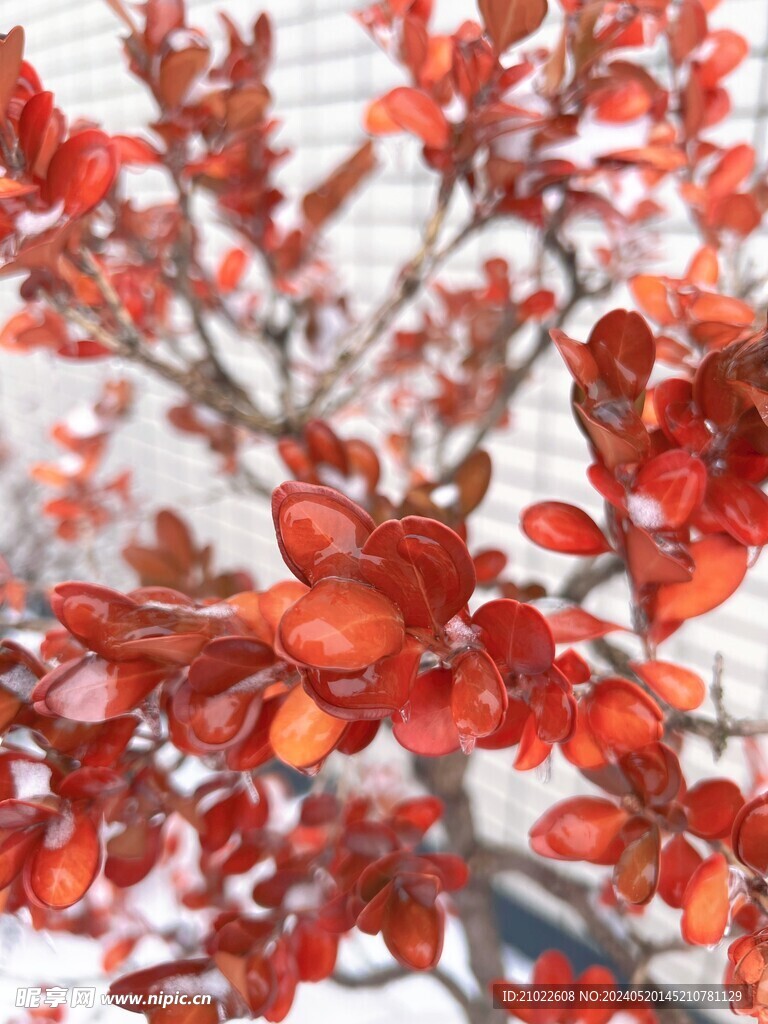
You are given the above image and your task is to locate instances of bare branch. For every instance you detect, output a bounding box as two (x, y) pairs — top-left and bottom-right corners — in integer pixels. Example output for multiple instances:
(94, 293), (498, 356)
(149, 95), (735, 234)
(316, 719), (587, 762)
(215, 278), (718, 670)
(305, 178), (478, 417)
(559, 555), (624, 603)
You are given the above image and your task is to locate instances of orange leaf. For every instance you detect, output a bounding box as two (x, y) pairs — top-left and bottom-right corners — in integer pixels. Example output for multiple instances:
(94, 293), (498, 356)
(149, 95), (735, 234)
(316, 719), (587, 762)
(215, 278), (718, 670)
(367, 88), (450, 149)
(681, 853), (730, 945)
(629, 660), (705, 711)
(655, 534), (747, 623)
(269, 685), (347, 769)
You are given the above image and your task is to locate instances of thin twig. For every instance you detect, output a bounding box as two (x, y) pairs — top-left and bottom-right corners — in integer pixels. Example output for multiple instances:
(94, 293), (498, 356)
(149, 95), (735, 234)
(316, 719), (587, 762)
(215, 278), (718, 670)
(304, 178), (475, 416)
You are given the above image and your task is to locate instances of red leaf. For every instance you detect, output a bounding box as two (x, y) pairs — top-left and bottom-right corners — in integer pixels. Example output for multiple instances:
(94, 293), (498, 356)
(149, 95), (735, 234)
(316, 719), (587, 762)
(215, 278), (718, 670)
(530, 797), (628, 862)
(478, 0), (548, 53)
(473, 549), (508, 582)
(217, 248), (248, 293)
(0, 829), (40, 889)
(361, 516), (475, 629)
(25, 811), (100, 908)
(586, 679), (663, 755)
(683, 779), (744, 839)
(550, 327), (600, 390)
(366, 87), (450, 148)
(451, 649), (508, 741)
(45, 129), (119, 217)
(628, 450), (707, 530)
(0, 27), (24, 118)
(272, 482), (375, 586)
(278, 578), (404, 672)
(629, 276), (675, 326)
(34, 655), (168, 722)
(698, 30), (748, 88)
(112, 134), (160, 166)
(586, 309), (655, 400)
(0, 800), (58, 829)
(706, 476), (768, 547)
(382, 882), (444, 969)
(188, 637), (275, 695)
(707, 144), (755, 198)
(546, 607), (626, 644)
(668, 0), (708, 65)
(612, 826), (660, 905)
(302, 141), (377, 229)
(180, 683), (264, 749)
(269, 685), (348, 770)
(473, 599), (554, 674)
(655, 534), (748, 623)
(658, 834), (703, 909)
(594, 80), (652, 123)
(51, 581), (232, 663)
(521, 502), (611, 556)
(681, 853), (730, 945)
(733, 794), (768, 874)
(393, 668), (460, 756)
(257, 580), (308, 634)
(158, 42), (210, 108)
(629, 660), (705, 711)
(304, 636), (422, 720)
(105, 820), (163, 887)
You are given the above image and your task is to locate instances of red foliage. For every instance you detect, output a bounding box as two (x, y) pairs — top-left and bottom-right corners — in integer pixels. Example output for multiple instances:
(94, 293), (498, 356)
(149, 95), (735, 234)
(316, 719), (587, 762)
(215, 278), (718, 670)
(1, 0), (768, 1020)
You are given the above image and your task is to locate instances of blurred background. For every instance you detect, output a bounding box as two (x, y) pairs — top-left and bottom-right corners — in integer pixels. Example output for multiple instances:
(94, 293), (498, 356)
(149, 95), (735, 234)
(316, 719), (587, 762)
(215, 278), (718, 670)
(1, 0), (768, 1020)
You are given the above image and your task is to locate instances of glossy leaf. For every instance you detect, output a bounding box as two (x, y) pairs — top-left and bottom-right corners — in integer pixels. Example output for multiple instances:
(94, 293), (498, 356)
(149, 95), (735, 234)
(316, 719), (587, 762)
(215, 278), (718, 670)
(25, 811), (100, 908)
(658, 835), (703, 909)
(278, 578), (404, 672)
(655, 534), (748, 623)
(272, 482), (375, 586)
(269, 684), (347, 769)
(586, 679), (663, 755)
(530, 797), (628, 862)
(0, 27), (24, 118)
(706, 476), (768, 547)
(612, 826), (660, 906)
(451, 649), (508, 741)
(681, 854), (730, 946)
(33, 655), (168, 722)
(629, 660), (706, 711)
(683, 779), (744, 839)
(361, 516), (475, 629)
(393, 668), (460, 757)
(586, 309), (655, 400)
(382, 880), (444, 969)
(521, 501), (611, 556)
(45, 129), (118, 217)
(472, 599), (554, 674)
(733, 794), (768, 874)
(629, 450), (707, 530)
(188, 637), (275, 695)
(546, 607), (626, 644)
(304, 636), (422, 720)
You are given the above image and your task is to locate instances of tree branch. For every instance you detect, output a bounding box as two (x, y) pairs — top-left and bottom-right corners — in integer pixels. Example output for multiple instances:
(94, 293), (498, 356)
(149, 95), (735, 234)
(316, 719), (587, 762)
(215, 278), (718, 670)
(415, 753), (507, 1024)
(559, 555), (624, 603)
(305, 178), (479, 417)
(60, 254), (286, 437)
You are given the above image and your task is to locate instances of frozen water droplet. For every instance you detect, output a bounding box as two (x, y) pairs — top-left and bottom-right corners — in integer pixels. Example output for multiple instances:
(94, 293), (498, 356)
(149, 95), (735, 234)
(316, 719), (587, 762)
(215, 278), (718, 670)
(243, 772), (261, 804)
(459, 732), (476, 755)
(398, 700), (411, 724)
(535, 756), (552, 784)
